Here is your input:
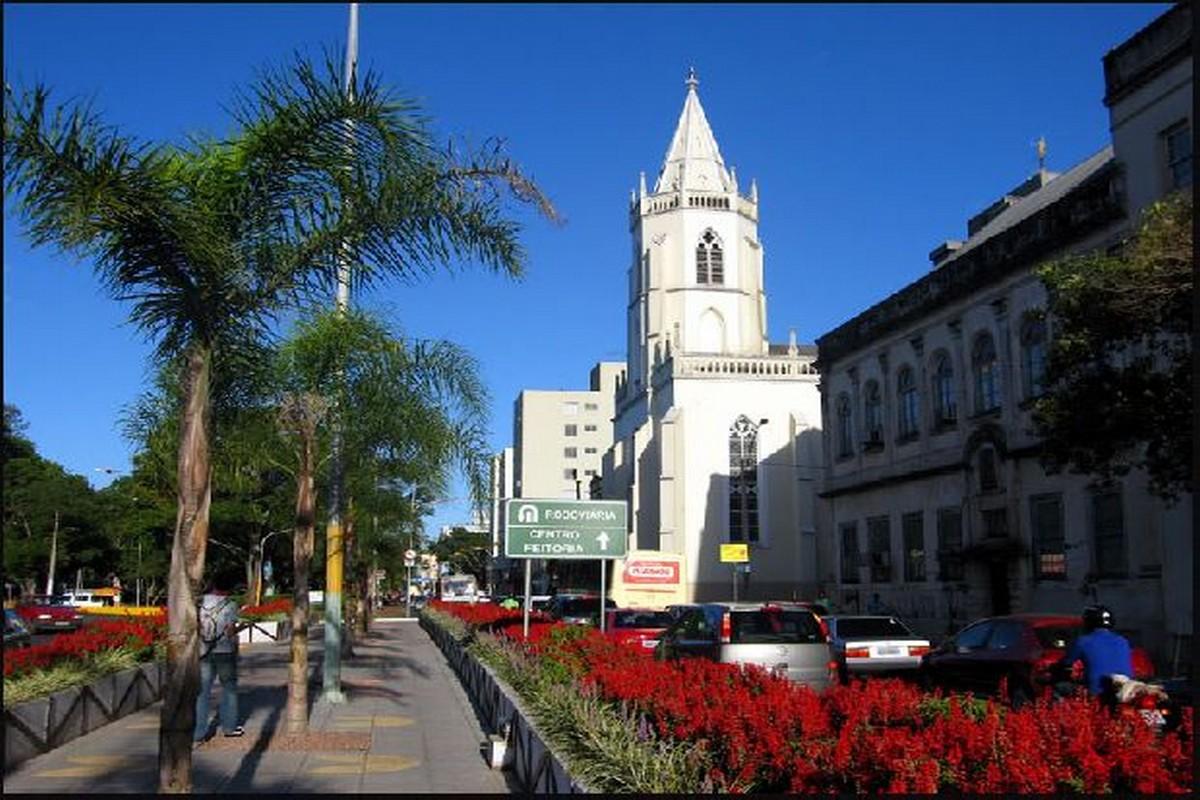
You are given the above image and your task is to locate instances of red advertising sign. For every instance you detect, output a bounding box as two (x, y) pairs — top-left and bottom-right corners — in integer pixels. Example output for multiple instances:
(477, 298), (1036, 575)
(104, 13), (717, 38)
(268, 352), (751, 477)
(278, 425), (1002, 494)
(623, 560), (680, 585)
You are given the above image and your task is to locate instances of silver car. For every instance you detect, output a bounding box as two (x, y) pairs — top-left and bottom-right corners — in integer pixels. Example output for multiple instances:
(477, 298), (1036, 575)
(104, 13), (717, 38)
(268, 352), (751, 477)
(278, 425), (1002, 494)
(826, 615), (931, 683)
(655, 602), (833, 690)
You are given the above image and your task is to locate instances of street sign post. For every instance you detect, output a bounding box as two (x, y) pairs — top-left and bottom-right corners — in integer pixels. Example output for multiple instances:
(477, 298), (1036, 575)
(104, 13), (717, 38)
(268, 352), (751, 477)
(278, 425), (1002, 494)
(505, 499), (628, 635)
(719, 543), (750, 602)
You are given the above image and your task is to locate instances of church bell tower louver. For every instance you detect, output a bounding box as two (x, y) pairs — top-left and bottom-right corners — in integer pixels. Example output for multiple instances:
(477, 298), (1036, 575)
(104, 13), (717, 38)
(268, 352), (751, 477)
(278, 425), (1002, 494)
(626, 69), (769, 399)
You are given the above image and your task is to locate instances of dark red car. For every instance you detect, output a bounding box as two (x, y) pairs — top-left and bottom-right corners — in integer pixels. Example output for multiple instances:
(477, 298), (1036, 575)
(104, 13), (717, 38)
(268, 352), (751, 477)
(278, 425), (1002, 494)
(16, 595), (84, 633)
(604, 608), (675, 651)
(919, 613), (1153, 706)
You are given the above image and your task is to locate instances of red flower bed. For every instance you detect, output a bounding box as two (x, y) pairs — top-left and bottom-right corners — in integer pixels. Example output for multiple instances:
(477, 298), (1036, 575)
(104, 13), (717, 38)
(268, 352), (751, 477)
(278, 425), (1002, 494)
(240, 597), (292, 620)
(4, 613), (165, 679)
(431, 600), (1194, 794)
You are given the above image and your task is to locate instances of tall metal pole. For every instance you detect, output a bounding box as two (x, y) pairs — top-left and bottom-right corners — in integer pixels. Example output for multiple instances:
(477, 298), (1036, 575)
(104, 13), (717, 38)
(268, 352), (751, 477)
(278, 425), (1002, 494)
(322, 0), (358, 705)
(522, 559), (531, 639)
(599, 559), (606, 634)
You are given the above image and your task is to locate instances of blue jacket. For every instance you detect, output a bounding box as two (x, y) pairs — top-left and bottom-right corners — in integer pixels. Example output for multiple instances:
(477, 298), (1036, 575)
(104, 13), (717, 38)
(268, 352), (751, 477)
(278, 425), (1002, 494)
(1062, 629), (1133, 695)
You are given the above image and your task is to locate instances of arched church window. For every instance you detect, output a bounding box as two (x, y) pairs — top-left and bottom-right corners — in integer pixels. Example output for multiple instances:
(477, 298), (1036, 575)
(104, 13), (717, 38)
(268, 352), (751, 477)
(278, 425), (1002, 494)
(728, 415), (759, 543)
(863, 380), (883, 445)
(931, 351), (956, 426)
(972, 332), (1000, 413)
(836, 394), (853, 457)
(897, 366), (919, 439)
(1020, 313), (1047, 399)
(696, 230), (724, 285)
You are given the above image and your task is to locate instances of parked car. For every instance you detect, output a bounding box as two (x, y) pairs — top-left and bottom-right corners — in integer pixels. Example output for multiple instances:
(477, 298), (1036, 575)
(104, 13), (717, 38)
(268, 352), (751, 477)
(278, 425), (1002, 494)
(605, 608), (674, 650)
(547, 594), (616, 626)
(655, 602), (834, 690)
(4, 609), (33, 648)
(16, 595), (84, 633)
(826, 615), (931, 683)
(919, 613), (1155, 706)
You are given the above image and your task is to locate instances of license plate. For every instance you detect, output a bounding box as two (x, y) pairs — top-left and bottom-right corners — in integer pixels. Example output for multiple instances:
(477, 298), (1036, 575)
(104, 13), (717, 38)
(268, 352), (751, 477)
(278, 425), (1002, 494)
(642, 639), (659, 648)
(876, 646), (900, 656)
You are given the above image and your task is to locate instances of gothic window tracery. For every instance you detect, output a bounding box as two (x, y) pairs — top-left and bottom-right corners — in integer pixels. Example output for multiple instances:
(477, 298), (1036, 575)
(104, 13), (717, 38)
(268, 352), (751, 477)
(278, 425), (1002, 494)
(696, 229), (724, 285)
(728, 415), (759, 543)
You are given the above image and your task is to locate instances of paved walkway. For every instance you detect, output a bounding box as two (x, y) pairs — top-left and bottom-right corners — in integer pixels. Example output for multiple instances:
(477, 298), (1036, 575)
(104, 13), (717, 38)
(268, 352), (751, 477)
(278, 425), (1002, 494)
(3, 619), (511, 793)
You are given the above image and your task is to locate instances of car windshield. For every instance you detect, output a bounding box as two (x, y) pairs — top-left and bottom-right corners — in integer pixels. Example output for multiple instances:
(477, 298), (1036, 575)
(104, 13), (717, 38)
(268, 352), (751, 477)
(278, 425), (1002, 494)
(730, 609), (824, 644)
(613, 610), (673, 629)
(1033, 625), (1079, 650)
(559, 597), (614, 616)
(28, 596), (71, 606)
(836, 617), (913, 639)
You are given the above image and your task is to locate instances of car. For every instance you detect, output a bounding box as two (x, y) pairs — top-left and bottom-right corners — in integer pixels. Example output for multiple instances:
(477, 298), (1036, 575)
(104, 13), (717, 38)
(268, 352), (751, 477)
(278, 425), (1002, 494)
(605, 608), (675, 650)
(4, 609), (33, 648)
(547, 594), (616, 626)
(919, 613), (1155, 706)
(825, 615), (931, 683)
(655, 602), (834, 690)
(16, 595), (85, 633)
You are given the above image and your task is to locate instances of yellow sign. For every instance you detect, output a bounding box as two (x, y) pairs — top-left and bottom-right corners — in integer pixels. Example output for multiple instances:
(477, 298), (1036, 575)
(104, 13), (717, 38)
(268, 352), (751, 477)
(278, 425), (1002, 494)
(719, 543), (749, 563)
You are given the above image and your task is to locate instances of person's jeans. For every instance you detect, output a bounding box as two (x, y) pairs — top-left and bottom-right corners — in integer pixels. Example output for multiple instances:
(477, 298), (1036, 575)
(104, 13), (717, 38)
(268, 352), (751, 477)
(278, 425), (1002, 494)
(194, 652), (238, 740)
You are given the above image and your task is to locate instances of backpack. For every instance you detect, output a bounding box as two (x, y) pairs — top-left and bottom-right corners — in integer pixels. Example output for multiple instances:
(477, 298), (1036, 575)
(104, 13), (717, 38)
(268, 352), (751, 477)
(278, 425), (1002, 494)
(198, 596), (231, 651)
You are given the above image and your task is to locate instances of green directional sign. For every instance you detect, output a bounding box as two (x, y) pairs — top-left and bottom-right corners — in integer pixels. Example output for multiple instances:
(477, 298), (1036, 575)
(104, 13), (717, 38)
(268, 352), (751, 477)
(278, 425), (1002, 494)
(505, 499), (628, 559)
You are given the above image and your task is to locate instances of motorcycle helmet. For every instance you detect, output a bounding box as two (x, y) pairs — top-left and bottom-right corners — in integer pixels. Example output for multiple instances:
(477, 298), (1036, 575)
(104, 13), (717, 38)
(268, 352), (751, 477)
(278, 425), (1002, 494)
(1082, 604), (1114, 632)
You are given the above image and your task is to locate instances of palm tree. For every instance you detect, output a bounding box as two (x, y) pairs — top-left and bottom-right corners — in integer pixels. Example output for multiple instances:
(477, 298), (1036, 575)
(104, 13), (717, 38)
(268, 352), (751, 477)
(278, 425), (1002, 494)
(5, 53), (554, 792)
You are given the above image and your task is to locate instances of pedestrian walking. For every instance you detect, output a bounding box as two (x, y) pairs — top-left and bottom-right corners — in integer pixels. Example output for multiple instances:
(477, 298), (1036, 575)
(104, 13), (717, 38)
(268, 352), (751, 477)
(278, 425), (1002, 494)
(194, 574), (244, 742)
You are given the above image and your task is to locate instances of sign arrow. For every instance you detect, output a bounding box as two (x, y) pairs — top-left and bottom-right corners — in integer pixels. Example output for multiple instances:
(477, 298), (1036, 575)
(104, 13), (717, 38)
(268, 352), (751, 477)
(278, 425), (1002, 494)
(596, 532), (610, 551)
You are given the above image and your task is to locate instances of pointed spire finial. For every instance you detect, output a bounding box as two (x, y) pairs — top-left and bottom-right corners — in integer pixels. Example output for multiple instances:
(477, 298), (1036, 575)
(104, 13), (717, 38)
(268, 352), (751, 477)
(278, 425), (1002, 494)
(685, 66), (699, 92)
(639, 171), (647, 198)
(1035, 135), (1047, 172)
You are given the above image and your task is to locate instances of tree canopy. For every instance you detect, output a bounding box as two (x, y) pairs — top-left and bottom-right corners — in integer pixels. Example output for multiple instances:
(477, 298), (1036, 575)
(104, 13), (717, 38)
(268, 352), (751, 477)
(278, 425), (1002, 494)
(1034, 192), (1193, 501)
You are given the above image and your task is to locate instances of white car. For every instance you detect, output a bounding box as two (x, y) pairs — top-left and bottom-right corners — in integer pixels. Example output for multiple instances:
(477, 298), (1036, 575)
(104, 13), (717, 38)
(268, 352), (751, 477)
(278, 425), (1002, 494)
(61, 591), (105, 608)
(826, 615), (931, 683)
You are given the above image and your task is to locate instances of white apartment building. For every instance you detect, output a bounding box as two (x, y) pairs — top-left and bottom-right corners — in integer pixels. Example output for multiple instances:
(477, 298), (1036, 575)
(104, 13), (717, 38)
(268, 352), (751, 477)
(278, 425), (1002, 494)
(813, 4), (1192, 671)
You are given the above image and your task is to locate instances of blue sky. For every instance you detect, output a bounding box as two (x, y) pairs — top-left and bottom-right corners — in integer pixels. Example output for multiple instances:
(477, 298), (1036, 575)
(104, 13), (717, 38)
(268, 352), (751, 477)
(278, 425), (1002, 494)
(3, 3), (1169, 535)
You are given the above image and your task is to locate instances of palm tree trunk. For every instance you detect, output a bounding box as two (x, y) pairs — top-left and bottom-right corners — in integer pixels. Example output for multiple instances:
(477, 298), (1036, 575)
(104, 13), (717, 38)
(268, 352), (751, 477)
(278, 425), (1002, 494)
(286, 427), (316, 735)
(343, 510), (359, 648)
(158, 345), (213, 794)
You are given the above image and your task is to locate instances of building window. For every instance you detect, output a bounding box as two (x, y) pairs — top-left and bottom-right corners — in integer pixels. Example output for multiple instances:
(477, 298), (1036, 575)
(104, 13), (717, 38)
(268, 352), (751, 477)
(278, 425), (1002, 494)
(562, 468), (577, 480)
(584, 447), (597, 455)
(931, 351), (957, 426)
(1164, 121), (1192, 190)
(584, 424), (598, 432)
(1030, 493), (1066, 580)
(562, 401), (579, 416)
(563, 447), (577, 459)
(867, 516), (891, 583)
(1092, 490), (1127, 577)
(564, 424), (578, 437)
(840, 522), (860, 584)
(728, 415), (759, 543)
(584, 469), (596, 477)
(972, 332), (1000, 413)
(902, 512), (926, 582)
(584, 402), (599, 411)
(937, 507), (963, 581)
(977, 447), (999, 492)
(982, 508), (1007, 539)
(1021, 314), (1047, 399)
(897, 366), (919, 439)
(863, 380), (883, 445)
(696, 229), (724, 285)
(836, 393), (853, 457)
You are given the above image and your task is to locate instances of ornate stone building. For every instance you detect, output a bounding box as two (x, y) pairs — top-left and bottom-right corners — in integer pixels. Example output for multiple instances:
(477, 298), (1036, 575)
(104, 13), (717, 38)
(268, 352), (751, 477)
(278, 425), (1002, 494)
(813, 4), (1191, 670)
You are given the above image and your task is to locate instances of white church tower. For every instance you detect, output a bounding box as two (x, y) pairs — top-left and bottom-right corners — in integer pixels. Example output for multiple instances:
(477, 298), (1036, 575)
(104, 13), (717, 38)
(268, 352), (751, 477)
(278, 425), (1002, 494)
(606, 71), (825, 606)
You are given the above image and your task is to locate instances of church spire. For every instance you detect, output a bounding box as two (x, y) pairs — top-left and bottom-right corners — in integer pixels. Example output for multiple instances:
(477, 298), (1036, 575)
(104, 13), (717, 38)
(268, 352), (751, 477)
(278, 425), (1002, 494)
(653, 68), (734, 194)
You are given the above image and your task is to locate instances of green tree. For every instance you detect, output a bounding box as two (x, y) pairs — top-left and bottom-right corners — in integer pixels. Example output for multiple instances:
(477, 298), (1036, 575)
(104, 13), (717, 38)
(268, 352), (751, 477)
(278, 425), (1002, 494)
(1034, 193), (1193, 501)
(431, 526), (491, 587)
(5, 52), (552, 792)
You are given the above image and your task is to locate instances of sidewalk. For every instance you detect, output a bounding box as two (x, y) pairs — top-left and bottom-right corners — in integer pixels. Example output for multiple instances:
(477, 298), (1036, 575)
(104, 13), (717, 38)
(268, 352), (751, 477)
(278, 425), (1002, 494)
(2, 619), (511, 793)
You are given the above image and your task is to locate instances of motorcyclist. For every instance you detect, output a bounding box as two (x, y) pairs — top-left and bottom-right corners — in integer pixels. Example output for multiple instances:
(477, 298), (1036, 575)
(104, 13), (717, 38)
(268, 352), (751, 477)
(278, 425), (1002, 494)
(1053, 605), (1133, 704)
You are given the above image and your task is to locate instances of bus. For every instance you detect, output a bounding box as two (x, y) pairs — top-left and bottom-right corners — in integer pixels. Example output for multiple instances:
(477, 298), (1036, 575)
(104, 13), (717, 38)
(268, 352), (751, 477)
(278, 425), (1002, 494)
(440, 574), (479, 603)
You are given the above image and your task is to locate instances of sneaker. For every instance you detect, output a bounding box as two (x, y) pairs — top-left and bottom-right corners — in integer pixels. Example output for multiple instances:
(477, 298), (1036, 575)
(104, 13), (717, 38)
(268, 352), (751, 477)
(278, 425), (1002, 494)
(222, 726), (245, 738)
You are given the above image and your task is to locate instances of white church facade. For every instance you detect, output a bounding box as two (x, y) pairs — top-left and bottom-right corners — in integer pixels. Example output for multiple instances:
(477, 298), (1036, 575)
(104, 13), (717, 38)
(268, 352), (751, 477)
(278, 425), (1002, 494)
(602, 71), (825, 603)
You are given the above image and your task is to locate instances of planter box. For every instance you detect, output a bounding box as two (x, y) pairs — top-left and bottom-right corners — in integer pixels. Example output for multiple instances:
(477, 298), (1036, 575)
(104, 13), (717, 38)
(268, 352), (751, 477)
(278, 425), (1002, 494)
(4, 660), (163, 773)
(420, 614), (589, 794)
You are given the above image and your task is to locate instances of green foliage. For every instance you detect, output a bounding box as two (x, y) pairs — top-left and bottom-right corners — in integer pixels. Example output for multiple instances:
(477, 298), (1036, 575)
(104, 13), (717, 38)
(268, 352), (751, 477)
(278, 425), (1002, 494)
(430, 525), (491, 587)
(1034, 193), (1193, 500)
(917, 694), (995, 723)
